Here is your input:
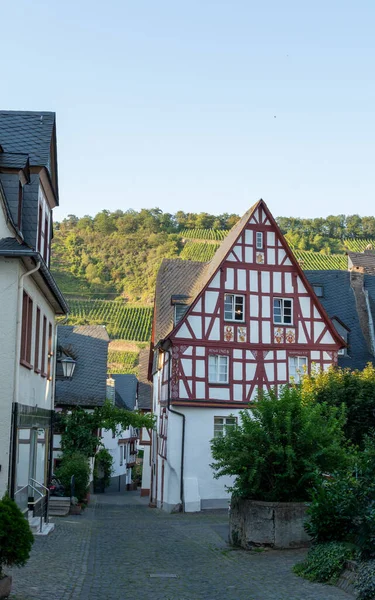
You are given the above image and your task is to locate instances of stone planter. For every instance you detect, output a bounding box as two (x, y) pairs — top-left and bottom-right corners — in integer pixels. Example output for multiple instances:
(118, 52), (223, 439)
(69, 504), (82, 515)
(0, 575), (12, 599)
(230, 498), (311, 549)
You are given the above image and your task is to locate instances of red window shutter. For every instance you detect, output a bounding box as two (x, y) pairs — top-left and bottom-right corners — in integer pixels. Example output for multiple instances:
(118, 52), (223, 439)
(41, 316), (47, 376)
(34, 307), (41, 372)
(20, 292), (28, 362)
(21, 292), (33, 367)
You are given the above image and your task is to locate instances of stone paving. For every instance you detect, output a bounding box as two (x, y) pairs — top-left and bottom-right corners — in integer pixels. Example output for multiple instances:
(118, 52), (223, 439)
(10, 492), (352, 600)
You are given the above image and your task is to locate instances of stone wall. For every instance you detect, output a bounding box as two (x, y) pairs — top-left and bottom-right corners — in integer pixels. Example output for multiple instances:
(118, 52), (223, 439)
(229, 498), (311, 549)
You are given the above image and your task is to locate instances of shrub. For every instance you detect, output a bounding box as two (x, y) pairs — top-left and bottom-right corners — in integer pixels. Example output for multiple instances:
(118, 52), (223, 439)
(210, 386), (348, 502)
(356, 560), (375, 600)
(301, 364), (375, 447)
(293, 542), (356, 583)
(94, 448), (114, 489)
(305, 434), (375, 557)
(56, 452), (91, 501)
(0, 494), (34, 578)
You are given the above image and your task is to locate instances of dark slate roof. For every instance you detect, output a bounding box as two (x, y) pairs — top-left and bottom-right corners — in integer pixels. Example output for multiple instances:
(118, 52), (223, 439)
(137, 348), (152, 410)
(348, 251), (375, 273)
(305, 270), (375, 370)
(154, 259), (207, 342)
(55, 326), (110, 407)
(0, 172), (40, 246)
(0, 237), (68, 314)
(0, 152), (29, 169)
(0, 111), (55, 167)
(112, 375), (137, 411)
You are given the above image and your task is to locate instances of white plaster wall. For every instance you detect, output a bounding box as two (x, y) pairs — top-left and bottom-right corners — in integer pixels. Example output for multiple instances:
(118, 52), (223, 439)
(141, 444), (151, 491)
(0, 259), (18, 495)
(18, 271), (56, 411)
(101, 428), (128, 479)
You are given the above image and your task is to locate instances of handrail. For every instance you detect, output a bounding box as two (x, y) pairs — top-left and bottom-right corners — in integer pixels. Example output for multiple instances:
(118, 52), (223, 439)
(29, 478), (50, 527)
(14, 484), (29, 496)
(29, 483), (43, 498)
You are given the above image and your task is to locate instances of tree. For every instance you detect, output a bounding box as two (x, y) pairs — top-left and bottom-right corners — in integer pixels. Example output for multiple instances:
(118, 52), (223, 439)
(301, 364), (375, 447)
(210, 386), (348, 502)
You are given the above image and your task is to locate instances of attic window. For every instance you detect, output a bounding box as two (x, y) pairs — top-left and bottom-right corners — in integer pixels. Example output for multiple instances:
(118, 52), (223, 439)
(256, 232), (263, 249)
(174, 304), (189, 325)
(313, 285), (324, 297)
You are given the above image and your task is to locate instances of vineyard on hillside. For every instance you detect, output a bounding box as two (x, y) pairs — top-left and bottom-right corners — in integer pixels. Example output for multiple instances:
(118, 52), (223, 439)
(108, 350), (139, 374)
(180, 228), (228, 241)
(66, 300), (153, 341)
(180, 241), (220, 262)
(343, 238), (375, 252)
(293, 250), (347, 270)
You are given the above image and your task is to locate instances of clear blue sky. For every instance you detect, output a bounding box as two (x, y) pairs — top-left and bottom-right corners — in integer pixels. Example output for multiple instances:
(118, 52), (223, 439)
(2, 1), (375, 221)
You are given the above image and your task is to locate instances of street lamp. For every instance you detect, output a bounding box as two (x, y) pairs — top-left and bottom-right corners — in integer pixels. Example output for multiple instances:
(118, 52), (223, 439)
(60, 356), (76, 379)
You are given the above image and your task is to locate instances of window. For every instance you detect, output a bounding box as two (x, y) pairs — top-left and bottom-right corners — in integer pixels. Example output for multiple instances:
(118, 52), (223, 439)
(43, 216), (49, 263)
(224, 294), (245, 321)
(214, 416), (237, 437)
(47, 322), (53, 379)
(20, 292), (33, 367)
(209, 355), (229, 384)
(256, 231), (263, 249)
(174, 304), (189, 325)
(37, 204), (43, 253)
(313, 285), (324, 297)
(273, 298), (293, 325)
(41, 316), (47, 377)
(34, 307), (41, 373)
(289, 356), (308, 383)
(119, 446), (123, 466)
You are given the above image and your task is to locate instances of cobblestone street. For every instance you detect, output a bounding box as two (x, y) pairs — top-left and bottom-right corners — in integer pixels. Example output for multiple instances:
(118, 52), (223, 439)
(11, 492), (352, 600)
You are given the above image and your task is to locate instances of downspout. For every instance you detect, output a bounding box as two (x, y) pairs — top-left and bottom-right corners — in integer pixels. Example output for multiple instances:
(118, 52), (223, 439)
(166, 347), (185, 512)
(9, 260), (41, 495)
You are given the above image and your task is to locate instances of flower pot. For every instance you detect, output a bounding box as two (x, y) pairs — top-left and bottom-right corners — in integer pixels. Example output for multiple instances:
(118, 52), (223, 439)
(0, 575), (12, 599)
(69, 504), (82, 515)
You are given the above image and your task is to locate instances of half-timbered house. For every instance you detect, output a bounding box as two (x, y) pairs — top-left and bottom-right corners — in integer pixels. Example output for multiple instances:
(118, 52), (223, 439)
(150, 199), (345, 512)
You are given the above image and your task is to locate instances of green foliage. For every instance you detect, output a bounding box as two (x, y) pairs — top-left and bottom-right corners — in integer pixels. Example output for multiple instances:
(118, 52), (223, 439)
(0, 494), (34, 578)
(65, 300), (153, 341)
(301, 364), (375, 447)
(56, 452), (91, 501)
(306, 435), (375, 558)
(180, 241), (220, 262)
(293, 542), (356, 583)
(356, 560), (375, 600)
(94, 448), (114, 488)
(210, 386), (348, 502)
(59, 403), (154, 458)
(108, 350), (139, 374)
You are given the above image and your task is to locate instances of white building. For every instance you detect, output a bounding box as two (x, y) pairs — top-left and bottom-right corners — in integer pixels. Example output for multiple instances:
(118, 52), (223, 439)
(150, 200), (345, 512)
(0, 111), (68, 504)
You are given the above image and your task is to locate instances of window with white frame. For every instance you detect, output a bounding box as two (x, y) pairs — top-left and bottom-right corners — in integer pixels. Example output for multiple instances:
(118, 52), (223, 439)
(208, 355), (229, 384)
(289, 356), (308, 383)
(214, 416), (237, 437)
(224, 294), (245, 321)
(273, 298), (293, 325)
(256, 231), (263, 249)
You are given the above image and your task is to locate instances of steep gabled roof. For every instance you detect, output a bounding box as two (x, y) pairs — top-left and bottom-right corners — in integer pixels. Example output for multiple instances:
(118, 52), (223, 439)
(137, 348), (152, 410)
(0, 111), (55, 167)
(154, 199), (344, 348)
(112, 374), (138, 410)
(348, 251), (375, 273)
(56, 325), (110, 407)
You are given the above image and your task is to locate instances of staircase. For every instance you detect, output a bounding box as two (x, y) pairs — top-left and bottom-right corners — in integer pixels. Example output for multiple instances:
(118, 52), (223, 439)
(49, 496), (71, 517)
(28, 511), (55, 536)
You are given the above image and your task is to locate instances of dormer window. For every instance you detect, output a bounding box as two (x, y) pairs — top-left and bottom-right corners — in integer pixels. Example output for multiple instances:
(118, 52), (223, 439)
(256, 231), (263, 249)
(313, 285), (324, 298)
(174, 304), (189, 325)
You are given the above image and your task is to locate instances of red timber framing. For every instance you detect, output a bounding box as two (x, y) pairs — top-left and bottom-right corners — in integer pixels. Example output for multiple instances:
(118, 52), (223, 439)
(158, 199), (344, 408)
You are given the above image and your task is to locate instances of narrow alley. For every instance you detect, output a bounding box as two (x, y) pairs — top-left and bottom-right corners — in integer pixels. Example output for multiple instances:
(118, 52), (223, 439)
(11, 492), (352, 600)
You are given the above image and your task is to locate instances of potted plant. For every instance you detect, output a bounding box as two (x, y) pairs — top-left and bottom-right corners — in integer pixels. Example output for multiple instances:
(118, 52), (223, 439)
(210, 386), (349, 549)
(55, 452), (90, 514)
(0, 494), (34, 598)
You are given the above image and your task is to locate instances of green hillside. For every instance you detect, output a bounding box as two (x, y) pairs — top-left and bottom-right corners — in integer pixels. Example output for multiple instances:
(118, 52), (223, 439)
(52, 209), (375, 343)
